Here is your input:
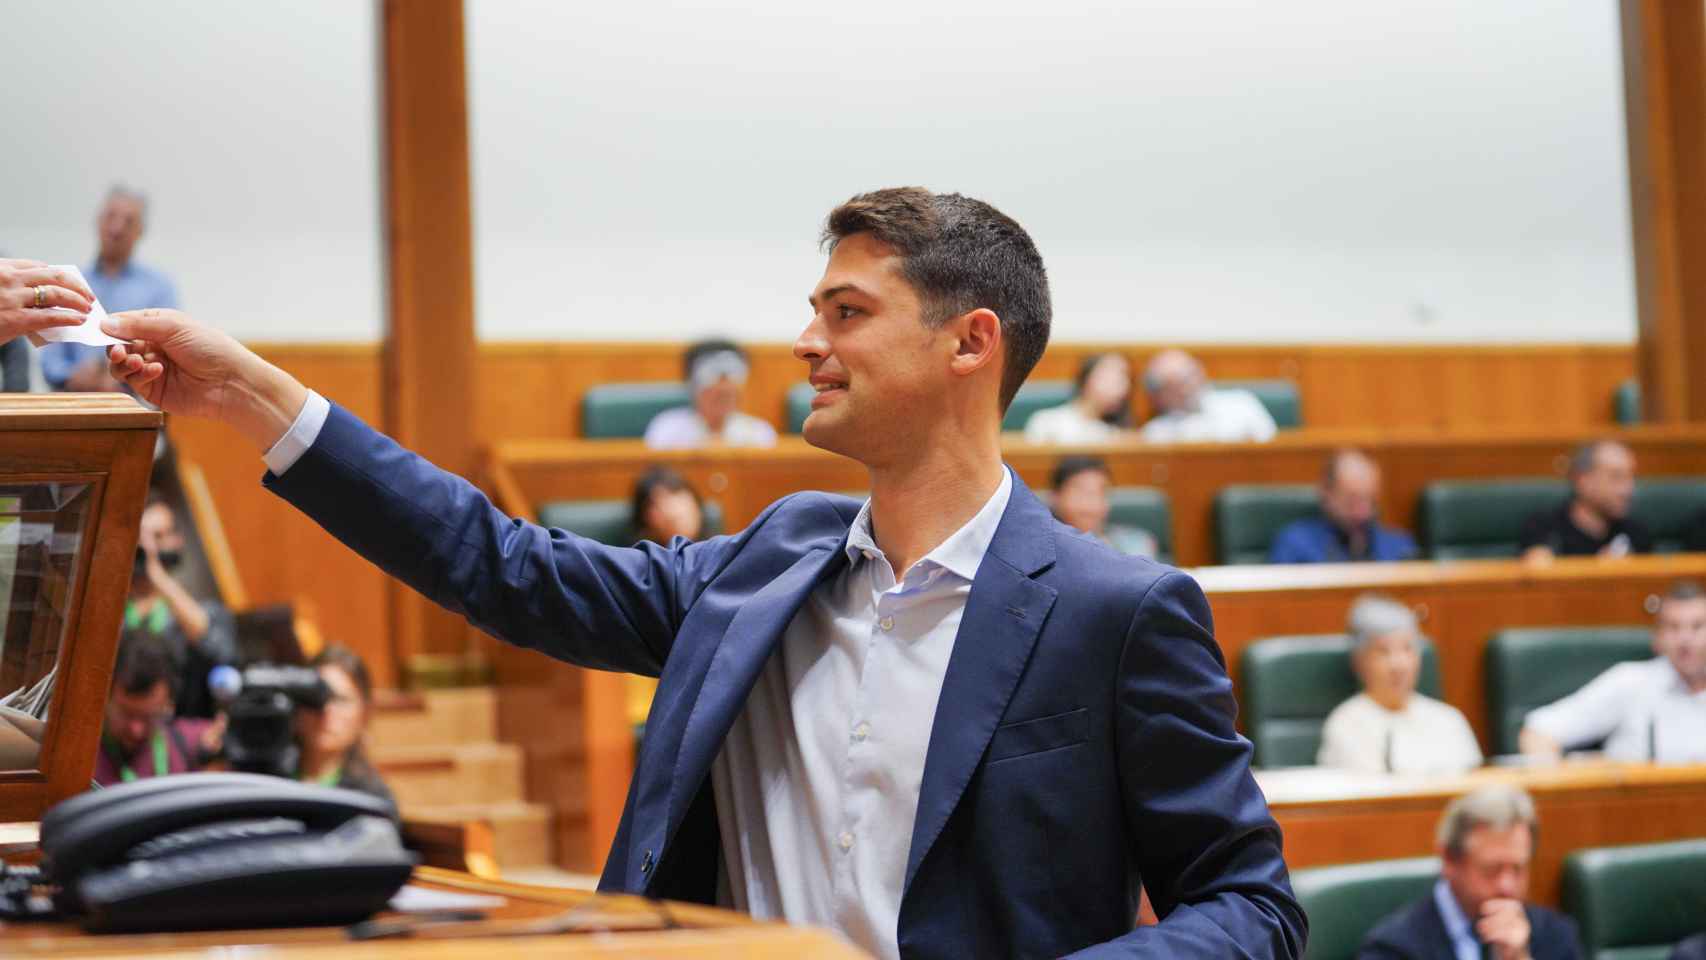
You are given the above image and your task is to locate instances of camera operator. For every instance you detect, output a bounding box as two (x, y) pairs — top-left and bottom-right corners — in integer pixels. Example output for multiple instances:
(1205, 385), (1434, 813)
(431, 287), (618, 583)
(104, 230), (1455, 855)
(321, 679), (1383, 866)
(292, 646), (393, 806)
(94, 630), (223, 786)
(128, 494), (237, 718)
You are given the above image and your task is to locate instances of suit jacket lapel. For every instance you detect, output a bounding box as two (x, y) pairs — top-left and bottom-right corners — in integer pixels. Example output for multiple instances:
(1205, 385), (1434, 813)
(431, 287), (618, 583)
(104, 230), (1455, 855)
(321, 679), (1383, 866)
(903, 476), (1058, 892)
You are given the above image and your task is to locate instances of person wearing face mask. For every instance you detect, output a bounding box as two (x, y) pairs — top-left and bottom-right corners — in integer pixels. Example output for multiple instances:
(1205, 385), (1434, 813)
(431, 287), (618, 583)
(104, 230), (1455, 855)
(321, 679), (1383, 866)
(292, 645), (394, 808)
(1317, 594), (1482, 775)
(643, 339), (778, 449)
(1022, 352), (1135, 444)
(127, 494), (237, 718)
(1270, 450), (1419, 564)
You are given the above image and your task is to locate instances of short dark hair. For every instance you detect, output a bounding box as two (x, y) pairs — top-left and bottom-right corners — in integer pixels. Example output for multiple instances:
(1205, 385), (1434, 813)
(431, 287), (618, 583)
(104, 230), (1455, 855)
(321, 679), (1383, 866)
(1051, 455), (1110, 492)
(112, 628), (180, 700)
(630, 465), (703, 540)
(822, 187), (1051, 412)
(1662, 580), (1706, 608)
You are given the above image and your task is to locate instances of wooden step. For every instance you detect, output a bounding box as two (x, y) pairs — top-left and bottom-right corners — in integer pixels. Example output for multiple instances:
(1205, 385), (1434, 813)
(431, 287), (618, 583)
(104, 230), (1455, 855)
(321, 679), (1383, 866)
(404, 802), (554, 869)
(369, 687), (497, 750)
(373, 742), (527, 807)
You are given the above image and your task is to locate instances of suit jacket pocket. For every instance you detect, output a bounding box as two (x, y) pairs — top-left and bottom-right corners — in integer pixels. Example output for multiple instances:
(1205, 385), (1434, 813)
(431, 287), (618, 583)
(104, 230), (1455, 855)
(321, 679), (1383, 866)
(986, 707), (1089, 764)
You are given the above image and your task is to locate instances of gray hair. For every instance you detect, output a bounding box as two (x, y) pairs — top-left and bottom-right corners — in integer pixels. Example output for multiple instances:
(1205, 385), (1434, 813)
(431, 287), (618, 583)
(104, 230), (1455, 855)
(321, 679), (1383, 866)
(1347, 593), (1418, 655)
(1436, 785), (1537, 858)
(104, 183), (149, 214)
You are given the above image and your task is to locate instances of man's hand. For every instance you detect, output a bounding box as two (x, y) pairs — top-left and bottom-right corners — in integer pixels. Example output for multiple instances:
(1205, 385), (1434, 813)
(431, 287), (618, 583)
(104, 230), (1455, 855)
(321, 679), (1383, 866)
(1477, 898), (1533, 960)
(0, 258), (95, 344)
(103, 309), (309, 453)
(1517, 727), (1562, 763)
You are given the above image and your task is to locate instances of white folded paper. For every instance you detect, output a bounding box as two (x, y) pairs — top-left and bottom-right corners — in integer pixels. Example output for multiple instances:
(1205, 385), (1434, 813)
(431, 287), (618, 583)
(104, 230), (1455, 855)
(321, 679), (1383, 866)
(30, 265), (123, 347)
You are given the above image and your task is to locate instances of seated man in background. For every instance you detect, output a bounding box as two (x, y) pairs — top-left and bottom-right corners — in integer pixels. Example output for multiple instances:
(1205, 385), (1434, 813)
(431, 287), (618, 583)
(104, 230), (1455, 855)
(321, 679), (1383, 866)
(94, 630), (219, 786)
(1022, 352), (1134, 444)
(1270, 449), (1419, 564)
(293, 645), (394, 807)
(1519, 579), (1706, 763)
(1519, 439), (1650, 561)
(128, 494), (238, 718)
(1358, 785), (1581, 959)
(43, 185), (179, 392)
(1050, 454), (1158, 559)
(643, 339), (777, 449)
(1318, 594), (1481, 775)
(1139, 348), (1277, 444)
(631, 465), (706, 544)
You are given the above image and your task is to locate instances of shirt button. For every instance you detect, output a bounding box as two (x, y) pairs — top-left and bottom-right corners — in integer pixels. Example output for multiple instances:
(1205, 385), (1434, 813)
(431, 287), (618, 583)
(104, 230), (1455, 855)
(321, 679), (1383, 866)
(852, 722), (870, 742)
(879, 616), (894, 631)
(838, 831), (854, 851)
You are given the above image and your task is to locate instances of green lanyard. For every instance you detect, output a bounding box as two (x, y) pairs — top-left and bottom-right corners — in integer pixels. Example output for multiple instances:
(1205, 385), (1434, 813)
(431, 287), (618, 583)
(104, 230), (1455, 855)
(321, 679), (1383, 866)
(124, 600), (171, 635)
(118, 729), (170, 783)
(305, 764), (342, 788)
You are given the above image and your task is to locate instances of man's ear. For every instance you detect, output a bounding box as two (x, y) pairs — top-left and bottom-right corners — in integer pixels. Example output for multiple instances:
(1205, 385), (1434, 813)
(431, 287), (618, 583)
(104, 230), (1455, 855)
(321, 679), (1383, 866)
(948, 308), (1002, 379)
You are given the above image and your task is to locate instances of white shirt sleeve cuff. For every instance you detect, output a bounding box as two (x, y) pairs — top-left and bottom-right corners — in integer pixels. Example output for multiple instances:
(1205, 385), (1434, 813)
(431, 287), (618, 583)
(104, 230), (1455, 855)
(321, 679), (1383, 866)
(262, 389), (331, 476)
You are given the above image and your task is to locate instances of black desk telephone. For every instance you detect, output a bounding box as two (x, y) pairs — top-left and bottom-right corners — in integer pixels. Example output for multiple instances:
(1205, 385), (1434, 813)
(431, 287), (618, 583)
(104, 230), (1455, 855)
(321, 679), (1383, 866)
(5, 772), (416, 932)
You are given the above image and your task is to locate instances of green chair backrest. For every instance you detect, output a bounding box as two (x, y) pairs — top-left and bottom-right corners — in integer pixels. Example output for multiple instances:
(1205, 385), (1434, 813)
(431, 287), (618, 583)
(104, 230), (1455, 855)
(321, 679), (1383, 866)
(1003, 380), (1075, 433)
(1215, 378), (1302, 429)
(1484, 626), (1652, 756)
(1563, 839), (1706, 960)
(784, 382), (814, 434)
(1240, 633), (1442, 769)
(1631, 478), (1706, 553)
(1614, 378), (1643, 425)
(539, 498), (724, 546)
(581, 383), (693, 439)
(1214, 484), (1321, 564)
(1107, 487), (1172, 564)
(1292, 856), (1440, 960)
(1418, 479), (1566, 559)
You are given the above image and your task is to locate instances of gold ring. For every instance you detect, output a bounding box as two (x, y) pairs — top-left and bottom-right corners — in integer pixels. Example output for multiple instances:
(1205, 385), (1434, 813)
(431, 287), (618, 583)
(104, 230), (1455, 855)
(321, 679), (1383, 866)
(33, 286), (46, 308)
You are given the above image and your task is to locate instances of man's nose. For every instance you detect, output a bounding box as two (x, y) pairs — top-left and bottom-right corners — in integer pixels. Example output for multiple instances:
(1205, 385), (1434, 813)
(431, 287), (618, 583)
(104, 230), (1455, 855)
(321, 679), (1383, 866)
(793, 316), (827, 362)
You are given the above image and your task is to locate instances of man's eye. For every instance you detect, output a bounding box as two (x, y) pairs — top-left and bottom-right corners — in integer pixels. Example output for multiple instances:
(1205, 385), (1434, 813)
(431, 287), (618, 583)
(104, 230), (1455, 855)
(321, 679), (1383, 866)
(838, 305), (858, 320)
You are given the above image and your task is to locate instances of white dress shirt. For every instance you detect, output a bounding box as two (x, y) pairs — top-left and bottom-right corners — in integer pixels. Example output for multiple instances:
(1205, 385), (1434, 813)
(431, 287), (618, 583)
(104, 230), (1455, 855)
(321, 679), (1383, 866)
(1317, 692), (1484, 775)
(642, 407), (777, 449)
(1524, 657), (1706, 762)
(711, 470), (1013, 960)
(262, 390), (331, 475)
(1021, 403), (1119, 444)
(1140, 388), (1277, 443)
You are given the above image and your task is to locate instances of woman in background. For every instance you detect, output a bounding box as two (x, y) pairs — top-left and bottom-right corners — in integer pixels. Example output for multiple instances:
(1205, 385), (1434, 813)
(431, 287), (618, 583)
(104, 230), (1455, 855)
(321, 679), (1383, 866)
(1023, 352), (1135, 444)
(631, 465), (706, 544)
(295, 644), (394, 807)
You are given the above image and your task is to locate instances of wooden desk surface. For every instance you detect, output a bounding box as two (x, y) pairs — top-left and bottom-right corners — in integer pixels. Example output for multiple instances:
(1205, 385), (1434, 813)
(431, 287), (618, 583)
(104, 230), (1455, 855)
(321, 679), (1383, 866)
(1263, 761), (1706, 906)
(0, 865), (869, 958)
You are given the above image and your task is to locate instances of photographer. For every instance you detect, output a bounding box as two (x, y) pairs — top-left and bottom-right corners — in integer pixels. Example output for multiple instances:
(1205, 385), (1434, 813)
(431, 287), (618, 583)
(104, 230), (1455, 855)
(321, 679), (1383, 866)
(291, 646), (393, 807)
(94, 630), (222, 786)
(128, 495), (237, 718)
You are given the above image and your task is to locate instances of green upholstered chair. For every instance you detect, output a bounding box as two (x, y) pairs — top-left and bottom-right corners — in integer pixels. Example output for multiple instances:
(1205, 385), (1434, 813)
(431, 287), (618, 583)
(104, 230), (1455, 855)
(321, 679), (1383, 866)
(1562, 839), (1706, 960)
(1240, 633), (1442, 769)
(581, 383), (692, 439)
(539, 498), (723, 546)
(1214, 484), (1321, 565)
(1483, 626), (1652, 756)
(1002, 380), (1076, 433)
(784, 382), (814, 434)
(1291, 857), (1440, 960)
(1614, 378), (1643, 425)
(1107, 486), (1172, 564)
(1417, 479), (1566, 559)
(1631, 478), (1706, 553)
(1215, 378), (1302, 429)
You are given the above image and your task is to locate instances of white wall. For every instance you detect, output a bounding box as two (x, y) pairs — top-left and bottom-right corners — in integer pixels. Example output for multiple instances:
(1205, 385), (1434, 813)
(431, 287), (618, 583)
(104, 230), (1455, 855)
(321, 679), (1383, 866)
(468, 0), (1637, 344)
(1, 1), (384, 342)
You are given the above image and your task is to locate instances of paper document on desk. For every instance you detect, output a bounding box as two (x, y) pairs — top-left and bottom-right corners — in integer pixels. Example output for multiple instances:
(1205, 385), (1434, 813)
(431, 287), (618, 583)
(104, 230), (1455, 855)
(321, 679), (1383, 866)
(28, 265), (123, 347)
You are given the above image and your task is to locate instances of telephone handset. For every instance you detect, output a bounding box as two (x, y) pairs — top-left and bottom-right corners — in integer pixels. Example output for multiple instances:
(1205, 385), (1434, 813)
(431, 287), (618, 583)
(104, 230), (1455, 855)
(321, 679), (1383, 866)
(31, 772), (416, 932)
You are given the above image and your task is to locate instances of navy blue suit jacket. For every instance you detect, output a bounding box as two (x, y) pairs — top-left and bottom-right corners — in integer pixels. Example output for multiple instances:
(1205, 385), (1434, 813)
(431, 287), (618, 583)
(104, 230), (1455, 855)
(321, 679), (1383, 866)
(265, 404), (1305, 958)
(1356, 892), (1582, 959)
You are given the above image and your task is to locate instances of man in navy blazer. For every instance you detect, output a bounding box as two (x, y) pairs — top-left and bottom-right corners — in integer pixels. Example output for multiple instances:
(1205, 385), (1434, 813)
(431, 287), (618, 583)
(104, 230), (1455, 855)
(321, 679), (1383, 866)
(102, 187), (1305, 958)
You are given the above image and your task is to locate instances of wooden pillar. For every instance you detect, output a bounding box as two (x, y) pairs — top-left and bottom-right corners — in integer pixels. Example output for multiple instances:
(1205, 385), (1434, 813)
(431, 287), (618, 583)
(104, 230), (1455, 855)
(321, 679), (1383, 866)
(1621, 0), (1706, 422)
(381, 0), (478, 667)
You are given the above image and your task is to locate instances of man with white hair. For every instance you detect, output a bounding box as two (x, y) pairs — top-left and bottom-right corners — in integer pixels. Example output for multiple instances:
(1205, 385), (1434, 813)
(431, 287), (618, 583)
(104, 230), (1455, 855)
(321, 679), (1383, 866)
(1139, 348), (1277, 443)
(643, 338), (778, 448)
(1358, 786), (1582, 958)
(1317, 594), (1482, 775)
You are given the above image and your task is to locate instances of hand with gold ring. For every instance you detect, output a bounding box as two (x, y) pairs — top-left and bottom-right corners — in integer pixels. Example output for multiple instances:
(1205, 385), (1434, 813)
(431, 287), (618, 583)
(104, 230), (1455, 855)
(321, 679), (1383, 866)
(0, 258), (97, 344)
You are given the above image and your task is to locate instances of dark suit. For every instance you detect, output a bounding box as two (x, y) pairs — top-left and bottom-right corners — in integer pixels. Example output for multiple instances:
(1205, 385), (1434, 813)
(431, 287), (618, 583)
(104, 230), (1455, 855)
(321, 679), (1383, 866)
(1357, 890), (1582, 959)
(265, 404), (1305, 958)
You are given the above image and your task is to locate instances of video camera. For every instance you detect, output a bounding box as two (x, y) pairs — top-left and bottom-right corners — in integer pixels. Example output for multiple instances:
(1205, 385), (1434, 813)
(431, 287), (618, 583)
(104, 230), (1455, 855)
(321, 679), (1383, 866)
(208, 663), (329, 777)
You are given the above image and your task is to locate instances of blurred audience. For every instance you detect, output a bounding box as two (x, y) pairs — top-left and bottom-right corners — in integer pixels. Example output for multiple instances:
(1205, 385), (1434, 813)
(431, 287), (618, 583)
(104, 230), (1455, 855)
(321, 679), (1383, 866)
(128, 494), (237, 718)
(631, 466), (706, 544)
(293, 645), (394, 806)
(1270, 449), (1419, 564)
(1519, 440), (1650, 561)
(94, 630), (219, 786)
(43, 186), (179, 392)
(1519, 580), (1706, 763)
(1139, 349), (1277, 443)
(1358, 786), (1582, 959)
(1023, 352), (1134, 444)
(1318, 594), (1481, 775)
(1050, 455), (1159, 559)
(644, 339), (777, 449)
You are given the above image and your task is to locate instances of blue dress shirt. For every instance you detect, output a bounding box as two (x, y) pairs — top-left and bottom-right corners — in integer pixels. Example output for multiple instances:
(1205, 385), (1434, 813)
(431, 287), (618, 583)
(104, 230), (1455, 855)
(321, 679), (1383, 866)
(1432, 879), (1483, 960)
(41, 260), (178, 388)
(1267, 514), (1418, 564)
